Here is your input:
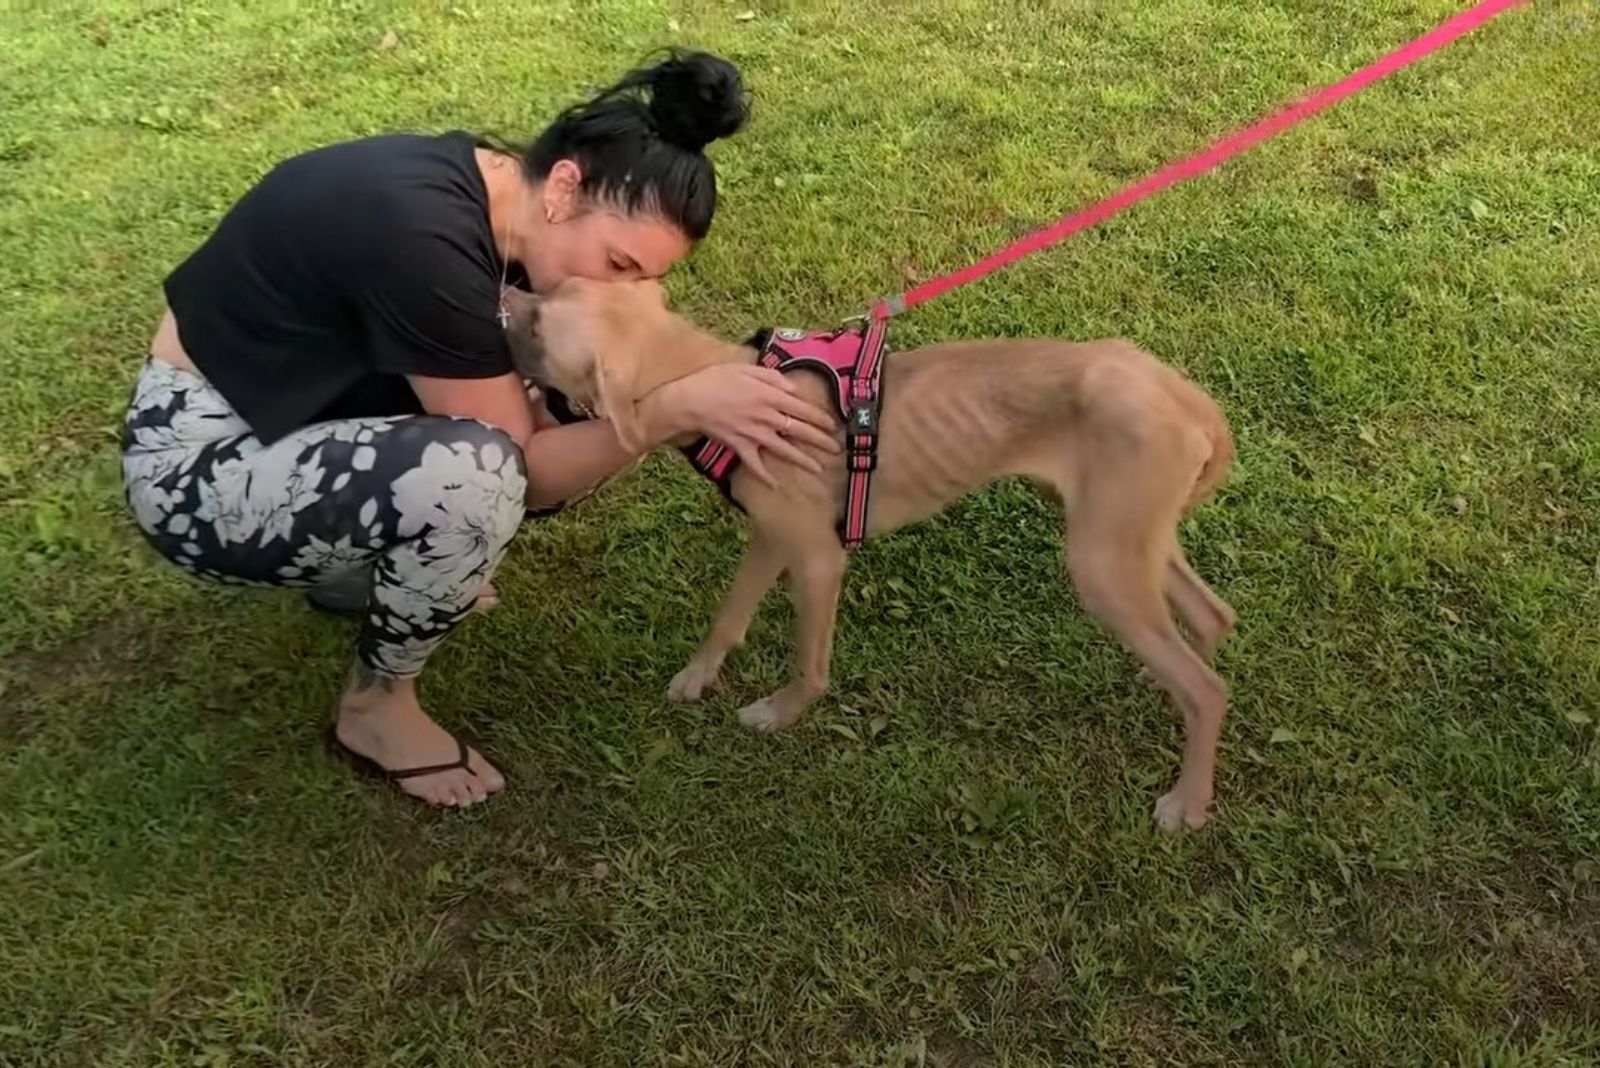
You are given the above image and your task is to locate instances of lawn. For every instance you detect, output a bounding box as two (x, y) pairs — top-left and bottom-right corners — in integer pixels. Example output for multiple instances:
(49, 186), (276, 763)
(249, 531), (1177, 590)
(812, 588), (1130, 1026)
(3, 0), (1599, 1064)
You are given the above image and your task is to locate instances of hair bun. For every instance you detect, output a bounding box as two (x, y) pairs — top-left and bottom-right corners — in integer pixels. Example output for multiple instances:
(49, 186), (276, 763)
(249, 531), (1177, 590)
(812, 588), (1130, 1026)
(645, 50), (749, 152)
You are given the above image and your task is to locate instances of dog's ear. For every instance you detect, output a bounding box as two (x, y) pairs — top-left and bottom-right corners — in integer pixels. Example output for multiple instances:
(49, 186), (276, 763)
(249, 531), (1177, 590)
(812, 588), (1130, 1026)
(505, 326), (544, 382)
(593, 342), (645, 453)
(499, 287), (544, 378)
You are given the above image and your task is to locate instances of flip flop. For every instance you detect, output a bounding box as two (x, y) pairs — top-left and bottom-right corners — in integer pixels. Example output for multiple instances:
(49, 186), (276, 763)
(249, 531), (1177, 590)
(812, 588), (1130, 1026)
(324, 725), (503, 796)
(306, 570), (499, 618)
(305, 567), (372, 618)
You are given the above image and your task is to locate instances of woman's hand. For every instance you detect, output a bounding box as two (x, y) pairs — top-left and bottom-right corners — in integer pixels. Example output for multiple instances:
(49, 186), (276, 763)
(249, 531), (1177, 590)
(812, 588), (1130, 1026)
(524, 384), (563, 432)
(649, 363), (840, 488)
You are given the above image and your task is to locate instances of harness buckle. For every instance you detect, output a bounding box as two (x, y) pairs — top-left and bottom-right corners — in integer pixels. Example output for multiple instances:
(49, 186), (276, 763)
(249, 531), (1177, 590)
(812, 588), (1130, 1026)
(847, 400), (879, 436)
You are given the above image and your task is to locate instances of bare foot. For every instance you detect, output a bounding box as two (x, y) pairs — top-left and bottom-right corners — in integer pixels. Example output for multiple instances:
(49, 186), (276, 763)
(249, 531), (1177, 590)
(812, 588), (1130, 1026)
(471, 581), (500, 615)
(334, 666), (506, 807)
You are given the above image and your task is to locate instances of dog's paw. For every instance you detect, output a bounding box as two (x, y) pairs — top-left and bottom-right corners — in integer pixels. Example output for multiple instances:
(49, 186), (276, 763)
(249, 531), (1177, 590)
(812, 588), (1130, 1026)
(737, 696), (802, 733)
(667, 659), (721, 703)
(1153, 789), (1211, 832)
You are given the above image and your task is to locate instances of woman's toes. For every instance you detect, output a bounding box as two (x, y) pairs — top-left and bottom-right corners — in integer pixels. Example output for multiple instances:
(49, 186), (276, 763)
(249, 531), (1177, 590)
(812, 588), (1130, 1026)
(396, 768), (472, 807)
(388, 756), (501, 807)
(467, 748), (506, 793)
(446, 777), (476, 808)
(399, 774), (450, 806)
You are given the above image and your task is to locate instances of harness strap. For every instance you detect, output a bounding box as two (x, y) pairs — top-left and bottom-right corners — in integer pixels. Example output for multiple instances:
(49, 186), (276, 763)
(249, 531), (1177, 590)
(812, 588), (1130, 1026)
(840, 317), (888, 549)
(684, 338), (791, 491)
(683, 323), (889, 550)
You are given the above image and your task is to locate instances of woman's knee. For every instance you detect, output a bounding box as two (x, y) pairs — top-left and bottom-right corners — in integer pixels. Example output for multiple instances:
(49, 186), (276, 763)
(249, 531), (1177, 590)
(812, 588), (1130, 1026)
(393, 418), (528, 541)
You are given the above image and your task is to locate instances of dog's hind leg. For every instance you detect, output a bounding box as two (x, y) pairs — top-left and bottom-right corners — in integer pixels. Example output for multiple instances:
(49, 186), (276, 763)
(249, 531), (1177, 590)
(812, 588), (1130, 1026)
(1162, 551), (1236, 663)
(1054, 441), (1228, 831)
(668, 528), (786, 703)
(1069, 532), (1227, 830)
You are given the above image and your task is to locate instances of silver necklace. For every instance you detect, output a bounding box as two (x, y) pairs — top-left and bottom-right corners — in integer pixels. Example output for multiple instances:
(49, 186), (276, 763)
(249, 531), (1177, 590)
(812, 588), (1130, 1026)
(495, 170), (523, 328)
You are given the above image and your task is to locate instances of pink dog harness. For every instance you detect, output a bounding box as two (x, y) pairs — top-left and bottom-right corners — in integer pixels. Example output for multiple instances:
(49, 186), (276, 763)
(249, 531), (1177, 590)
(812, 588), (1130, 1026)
(684, 318), (889, 549)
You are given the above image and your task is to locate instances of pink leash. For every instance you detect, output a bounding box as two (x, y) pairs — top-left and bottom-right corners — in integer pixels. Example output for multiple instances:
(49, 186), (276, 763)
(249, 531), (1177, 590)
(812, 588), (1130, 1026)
(870, 0), (1530, 321)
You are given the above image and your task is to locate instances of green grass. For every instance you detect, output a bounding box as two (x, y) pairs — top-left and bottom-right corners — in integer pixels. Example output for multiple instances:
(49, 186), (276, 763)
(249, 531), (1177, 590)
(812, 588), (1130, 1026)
(3, 0), (1600, 1063)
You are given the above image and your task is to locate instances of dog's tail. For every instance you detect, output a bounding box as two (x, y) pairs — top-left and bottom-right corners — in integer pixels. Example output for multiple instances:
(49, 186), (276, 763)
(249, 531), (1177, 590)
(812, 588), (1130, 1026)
(1184, 396), (1235, 512)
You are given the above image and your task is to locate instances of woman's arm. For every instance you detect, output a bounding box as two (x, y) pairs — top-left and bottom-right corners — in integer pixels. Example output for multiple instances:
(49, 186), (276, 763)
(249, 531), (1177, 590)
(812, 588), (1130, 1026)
(408, 372), (639, 508)
(410, 362), (839, 509)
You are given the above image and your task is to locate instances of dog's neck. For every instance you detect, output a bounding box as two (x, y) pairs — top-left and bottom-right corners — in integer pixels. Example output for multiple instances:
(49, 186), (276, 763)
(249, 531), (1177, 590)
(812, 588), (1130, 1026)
(630, 315), (757, 398)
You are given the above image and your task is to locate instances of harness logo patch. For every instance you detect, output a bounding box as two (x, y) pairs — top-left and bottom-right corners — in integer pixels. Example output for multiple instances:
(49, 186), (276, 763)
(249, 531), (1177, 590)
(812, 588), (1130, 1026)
(774, 328), (807, 341)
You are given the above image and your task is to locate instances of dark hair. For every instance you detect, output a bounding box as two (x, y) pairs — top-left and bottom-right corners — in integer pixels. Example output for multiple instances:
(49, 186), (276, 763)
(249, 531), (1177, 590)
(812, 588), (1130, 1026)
(524, 50), (749, 241)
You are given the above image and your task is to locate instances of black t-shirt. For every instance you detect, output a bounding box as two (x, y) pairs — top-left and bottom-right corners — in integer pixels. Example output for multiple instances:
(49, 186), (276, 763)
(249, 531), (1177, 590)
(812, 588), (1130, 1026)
(164, 131), (523, 443)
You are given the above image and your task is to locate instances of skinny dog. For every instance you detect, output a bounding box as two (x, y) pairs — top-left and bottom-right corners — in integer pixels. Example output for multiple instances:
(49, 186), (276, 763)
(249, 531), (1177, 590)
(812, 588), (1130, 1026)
(509, 280), (1236, 830)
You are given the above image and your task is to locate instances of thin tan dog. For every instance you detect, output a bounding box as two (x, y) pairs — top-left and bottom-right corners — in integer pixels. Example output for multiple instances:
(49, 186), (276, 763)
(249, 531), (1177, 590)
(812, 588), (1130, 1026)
(512, 279), (1236, 831)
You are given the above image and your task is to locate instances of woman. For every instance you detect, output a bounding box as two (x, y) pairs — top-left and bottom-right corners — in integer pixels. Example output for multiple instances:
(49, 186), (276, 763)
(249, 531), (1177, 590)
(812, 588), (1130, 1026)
(122, 51), (836, 808)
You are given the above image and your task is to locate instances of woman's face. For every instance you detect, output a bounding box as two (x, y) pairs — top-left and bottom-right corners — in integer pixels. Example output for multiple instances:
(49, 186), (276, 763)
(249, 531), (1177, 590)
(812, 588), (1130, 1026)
(516, 160), (693, 293)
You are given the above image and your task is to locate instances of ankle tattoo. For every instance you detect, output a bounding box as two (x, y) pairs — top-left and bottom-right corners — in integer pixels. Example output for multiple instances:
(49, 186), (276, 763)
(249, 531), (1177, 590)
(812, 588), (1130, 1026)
(351, 660), (398, 694)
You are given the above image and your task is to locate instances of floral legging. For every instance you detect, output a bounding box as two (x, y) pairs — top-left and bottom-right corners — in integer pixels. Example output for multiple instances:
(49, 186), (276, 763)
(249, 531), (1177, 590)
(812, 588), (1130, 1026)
(121, 358), (528, 677)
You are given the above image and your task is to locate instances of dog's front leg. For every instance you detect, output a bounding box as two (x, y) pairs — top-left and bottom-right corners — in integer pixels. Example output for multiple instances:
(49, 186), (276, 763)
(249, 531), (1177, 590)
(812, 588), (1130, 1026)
(667, 529), (785, 703)
(737, 541), (847, 733)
